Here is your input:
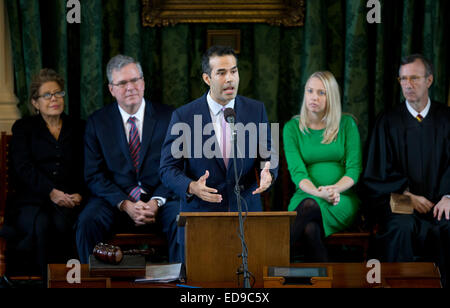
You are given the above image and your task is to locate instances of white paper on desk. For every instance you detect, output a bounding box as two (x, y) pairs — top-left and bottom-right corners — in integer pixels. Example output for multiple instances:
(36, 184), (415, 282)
(135, 263), (183, 283)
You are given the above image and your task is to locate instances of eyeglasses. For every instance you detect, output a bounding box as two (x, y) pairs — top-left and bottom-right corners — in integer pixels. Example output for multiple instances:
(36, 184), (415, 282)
(110, 77), (143, 89)
(37, 91), (65, 100)
(397, 75), (426, 85)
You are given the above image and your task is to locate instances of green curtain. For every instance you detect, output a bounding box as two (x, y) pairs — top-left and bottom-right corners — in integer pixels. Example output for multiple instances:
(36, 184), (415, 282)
(7, 0), (450, 209)
(6, 0), (42, 116)
(80, 0), (103, 119)
(343, 0), (369, 140)
(253, 24), (280, 122)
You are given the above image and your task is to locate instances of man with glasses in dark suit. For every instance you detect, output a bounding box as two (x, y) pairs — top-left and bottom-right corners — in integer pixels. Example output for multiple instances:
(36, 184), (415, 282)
(75, 55), (181, 263)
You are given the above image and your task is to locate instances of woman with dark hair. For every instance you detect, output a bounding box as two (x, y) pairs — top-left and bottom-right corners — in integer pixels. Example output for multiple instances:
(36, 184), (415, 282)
(3, 68), (85, 281)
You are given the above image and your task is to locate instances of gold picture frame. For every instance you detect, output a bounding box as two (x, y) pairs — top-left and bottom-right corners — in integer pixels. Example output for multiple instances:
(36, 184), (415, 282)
(142, 0), (305, 27)
(448, 82), (450, 106)
(207, 30), (241, 53)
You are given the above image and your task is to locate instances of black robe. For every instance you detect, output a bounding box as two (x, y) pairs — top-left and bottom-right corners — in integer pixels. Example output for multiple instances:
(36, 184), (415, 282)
(363, 101), (450, 220)
(363, 101), (450, 287)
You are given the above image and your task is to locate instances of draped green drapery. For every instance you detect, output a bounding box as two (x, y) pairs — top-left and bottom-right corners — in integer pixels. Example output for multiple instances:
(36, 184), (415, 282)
(7, 0), (449, 135)
(6, 1), (450, 209)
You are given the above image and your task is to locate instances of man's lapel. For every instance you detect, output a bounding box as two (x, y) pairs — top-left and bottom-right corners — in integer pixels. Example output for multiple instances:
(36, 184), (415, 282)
(140, 100), (156, 168)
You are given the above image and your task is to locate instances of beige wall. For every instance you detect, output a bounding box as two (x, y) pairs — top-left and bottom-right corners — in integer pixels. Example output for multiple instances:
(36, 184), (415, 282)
(0, 0), (20, 134)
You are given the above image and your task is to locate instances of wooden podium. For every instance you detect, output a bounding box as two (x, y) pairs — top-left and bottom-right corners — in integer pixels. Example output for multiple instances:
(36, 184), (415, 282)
(178, 211), (296, 285)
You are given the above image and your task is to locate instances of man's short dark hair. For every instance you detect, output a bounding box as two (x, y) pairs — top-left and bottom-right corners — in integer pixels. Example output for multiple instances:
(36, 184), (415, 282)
(400, 54), (434, 77)
(201, 45), (237, 76)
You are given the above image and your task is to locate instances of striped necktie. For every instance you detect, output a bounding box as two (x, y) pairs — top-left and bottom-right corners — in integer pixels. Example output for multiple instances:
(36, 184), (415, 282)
(416, 114), (423, 122)
(128, 116), (141, 202)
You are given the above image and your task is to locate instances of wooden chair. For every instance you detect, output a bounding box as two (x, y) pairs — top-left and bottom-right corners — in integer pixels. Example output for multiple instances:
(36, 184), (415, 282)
(324, 222), (371, 260)
(0, 131), (168, 282)
(1, 132), (42, 282)
(0, 132), (12, 278)
(107, 233), (167, 259)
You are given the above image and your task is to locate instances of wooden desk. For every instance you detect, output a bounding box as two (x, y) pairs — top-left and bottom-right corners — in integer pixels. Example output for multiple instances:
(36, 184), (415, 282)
(48, 262), (441, 288)
(289, 262), (442, 288)
(179, 212), (295, 284)
(47, 264), (177, 288)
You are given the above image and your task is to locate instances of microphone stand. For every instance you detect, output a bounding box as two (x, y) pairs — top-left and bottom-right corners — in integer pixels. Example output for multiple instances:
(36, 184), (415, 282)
(230, 124), (251, 288)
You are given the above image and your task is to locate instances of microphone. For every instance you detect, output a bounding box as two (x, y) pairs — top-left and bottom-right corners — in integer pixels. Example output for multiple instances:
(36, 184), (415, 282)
(223, 107), (236, 124)
(223, 107), (251, 288)
(224, 108), (237, 141)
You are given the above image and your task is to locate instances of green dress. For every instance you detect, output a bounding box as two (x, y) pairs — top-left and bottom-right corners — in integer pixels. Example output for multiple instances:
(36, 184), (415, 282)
(283, 115), (362, 237)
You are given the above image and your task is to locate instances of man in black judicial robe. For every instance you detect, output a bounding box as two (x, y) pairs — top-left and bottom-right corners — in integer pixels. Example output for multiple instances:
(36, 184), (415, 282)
(363, 54), (450, 287)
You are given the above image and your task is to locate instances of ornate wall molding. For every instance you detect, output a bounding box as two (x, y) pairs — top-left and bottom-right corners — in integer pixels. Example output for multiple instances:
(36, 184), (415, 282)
(448, 83), (450, 106)
(0, 0), (20, 132)
(142, 0), (305, 27)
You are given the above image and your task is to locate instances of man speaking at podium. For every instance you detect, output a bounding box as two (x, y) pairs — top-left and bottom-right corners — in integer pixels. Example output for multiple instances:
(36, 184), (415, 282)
(160, 46), (278, 256)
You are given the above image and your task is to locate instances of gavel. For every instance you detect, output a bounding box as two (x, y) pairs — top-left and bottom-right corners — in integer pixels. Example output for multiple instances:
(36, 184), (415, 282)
(93, 243), (123, 264)
(93, 243), (152, 265)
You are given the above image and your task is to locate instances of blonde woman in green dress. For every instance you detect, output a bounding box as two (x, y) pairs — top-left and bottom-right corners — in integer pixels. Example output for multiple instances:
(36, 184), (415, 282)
(283, 71), (362, 261)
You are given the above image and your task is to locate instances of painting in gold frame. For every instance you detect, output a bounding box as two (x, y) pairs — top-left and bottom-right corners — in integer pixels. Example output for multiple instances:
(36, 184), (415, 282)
(207, 30), (241, 54)
(142, 0), (305, 27)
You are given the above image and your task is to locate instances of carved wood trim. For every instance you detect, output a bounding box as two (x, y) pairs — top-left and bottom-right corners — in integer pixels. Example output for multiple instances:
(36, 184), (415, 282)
(142, 0), (305, 27)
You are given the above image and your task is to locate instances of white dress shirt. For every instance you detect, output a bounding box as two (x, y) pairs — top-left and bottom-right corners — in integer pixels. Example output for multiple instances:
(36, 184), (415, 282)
(118, 99), (145, 142)
(206, 92), (235, 160)
(406, 98), (431, 119)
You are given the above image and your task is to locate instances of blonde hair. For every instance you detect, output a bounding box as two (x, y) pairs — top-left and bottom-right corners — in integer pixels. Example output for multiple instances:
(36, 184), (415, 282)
(298, 71), (341, 144)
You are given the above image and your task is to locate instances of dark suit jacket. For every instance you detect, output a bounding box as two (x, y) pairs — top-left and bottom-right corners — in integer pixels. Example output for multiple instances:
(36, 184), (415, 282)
(3, 114), (85, 249)
(159, 93), (278, 213)
(84, 100), (174, 207)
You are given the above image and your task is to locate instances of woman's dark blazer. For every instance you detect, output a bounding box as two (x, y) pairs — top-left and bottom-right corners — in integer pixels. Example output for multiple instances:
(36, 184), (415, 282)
(5, 113), (86, 251)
